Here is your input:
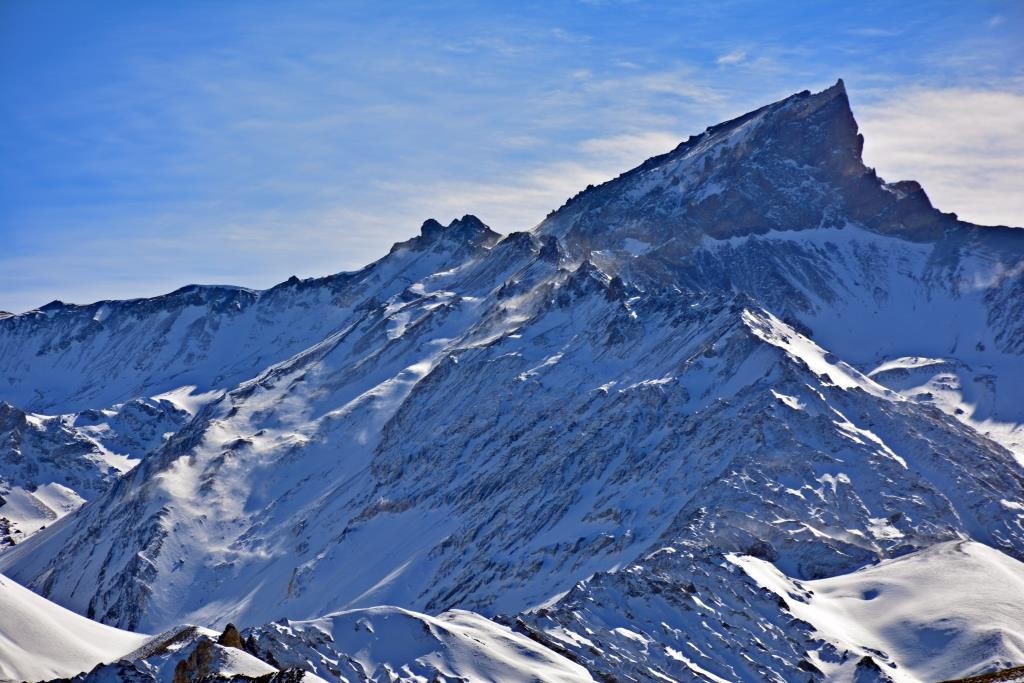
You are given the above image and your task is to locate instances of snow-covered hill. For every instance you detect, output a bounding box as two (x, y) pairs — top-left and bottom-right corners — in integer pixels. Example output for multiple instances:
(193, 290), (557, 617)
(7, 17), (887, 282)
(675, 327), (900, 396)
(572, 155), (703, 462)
(0, 571), (586, 683)
(0, 81), (1022, 682)
(0, 572), (148, 682)
(730, 541), (1024, 681)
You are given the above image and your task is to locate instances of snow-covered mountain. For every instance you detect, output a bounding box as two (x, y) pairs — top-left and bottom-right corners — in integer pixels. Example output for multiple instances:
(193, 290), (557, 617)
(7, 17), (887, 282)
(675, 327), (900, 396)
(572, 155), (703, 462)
(0, 398), (188, 546)
(1, 80), (1023, 682)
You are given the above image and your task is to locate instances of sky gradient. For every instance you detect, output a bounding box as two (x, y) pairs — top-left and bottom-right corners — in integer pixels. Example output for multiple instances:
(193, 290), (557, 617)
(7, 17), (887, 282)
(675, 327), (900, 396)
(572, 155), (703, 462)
(1, 0), (1022, 312)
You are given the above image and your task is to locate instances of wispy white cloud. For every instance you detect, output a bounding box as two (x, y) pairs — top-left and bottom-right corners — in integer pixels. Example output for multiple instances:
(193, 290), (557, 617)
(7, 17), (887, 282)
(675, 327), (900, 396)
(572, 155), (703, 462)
(846, 27), (903, 38)
(550, 27), (591, 44)
(381, 130), (685, 233)
(857, 87), (1024, 227)
(716, 50), (747, 66)
(577, 131), (682, 159)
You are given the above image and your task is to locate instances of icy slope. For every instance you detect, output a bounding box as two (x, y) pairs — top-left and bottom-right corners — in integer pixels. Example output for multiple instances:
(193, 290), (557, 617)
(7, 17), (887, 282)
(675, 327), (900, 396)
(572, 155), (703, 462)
(730, 541), (1024, 681)
(244, 606), (595, 682)
(0, 572), (148, 682)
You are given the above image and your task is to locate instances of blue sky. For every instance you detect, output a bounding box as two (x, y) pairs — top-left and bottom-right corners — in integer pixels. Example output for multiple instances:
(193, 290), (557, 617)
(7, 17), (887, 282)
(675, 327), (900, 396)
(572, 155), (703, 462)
(1, 0), (1021, 312)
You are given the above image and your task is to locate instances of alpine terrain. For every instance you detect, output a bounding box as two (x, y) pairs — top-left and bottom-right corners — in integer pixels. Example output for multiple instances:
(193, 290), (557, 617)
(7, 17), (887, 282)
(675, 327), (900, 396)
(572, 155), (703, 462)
(2, 80), (1023, 682)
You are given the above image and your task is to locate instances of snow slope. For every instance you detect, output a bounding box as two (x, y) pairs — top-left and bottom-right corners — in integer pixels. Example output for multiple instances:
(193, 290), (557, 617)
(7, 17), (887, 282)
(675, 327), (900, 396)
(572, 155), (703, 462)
(730, 541), (1024, 682)
(245, 606), (595, 682)
(0, 572), (148, 682)
(0, 571), (296, 683)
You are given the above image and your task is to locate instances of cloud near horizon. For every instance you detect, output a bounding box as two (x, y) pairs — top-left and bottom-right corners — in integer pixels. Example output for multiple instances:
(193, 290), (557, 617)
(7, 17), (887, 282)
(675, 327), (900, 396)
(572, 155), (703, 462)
(858, 87), (1024, 227)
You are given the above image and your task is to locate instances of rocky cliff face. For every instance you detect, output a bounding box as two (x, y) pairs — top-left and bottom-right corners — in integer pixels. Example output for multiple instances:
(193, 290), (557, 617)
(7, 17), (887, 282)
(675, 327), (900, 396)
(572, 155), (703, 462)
(538, 81), (967, 253)
(1, 82), (1023, 682)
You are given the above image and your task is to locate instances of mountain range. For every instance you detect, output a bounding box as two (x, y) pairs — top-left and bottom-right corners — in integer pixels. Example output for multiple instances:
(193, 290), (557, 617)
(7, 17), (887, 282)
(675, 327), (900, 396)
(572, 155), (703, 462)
(1, 80), (1023, 683)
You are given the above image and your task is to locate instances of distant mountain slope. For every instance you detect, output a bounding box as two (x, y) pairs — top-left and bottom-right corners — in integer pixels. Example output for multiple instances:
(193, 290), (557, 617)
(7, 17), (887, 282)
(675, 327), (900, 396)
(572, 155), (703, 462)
(0, 398), (187, 546)
(0, 217), (498, 414)
(0, 81), (1021, 682)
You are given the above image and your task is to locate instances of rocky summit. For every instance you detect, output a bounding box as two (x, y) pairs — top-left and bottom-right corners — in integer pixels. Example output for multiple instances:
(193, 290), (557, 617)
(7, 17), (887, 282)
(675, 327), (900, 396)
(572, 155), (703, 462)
(1, 81), (1023, 682)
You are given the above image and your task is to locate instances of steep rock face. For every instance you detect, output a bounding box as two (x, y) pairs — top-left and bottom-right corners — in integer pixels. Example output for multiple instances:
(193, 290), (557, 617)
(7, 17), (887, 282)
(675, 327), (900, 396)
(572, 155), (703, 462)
(537, 80), (964, 256)
(0, 83), (1022, 682)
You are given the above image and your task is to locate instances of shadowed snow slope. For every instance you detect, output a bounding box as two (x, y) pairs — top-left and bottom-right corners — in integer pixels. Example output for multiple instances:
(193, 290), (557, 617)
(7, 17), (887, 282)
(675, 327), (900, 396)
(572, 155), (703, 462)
(0, 82), (1022, 682)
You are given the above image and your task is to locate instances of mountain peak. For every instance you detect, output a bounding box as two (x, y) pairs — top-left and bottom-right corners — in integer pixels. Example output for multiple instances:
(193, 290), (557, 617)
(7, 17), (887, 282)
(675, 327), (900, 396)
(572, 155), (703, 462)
(537, 80), (957, 253)
(447, 214), (500, 244)
(395, 215), (501, 254)
(449, 214), (489, 231)
(419, 215), (497, 241)
(420, 218), (446, 238)
(814, 77), (846, 99)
